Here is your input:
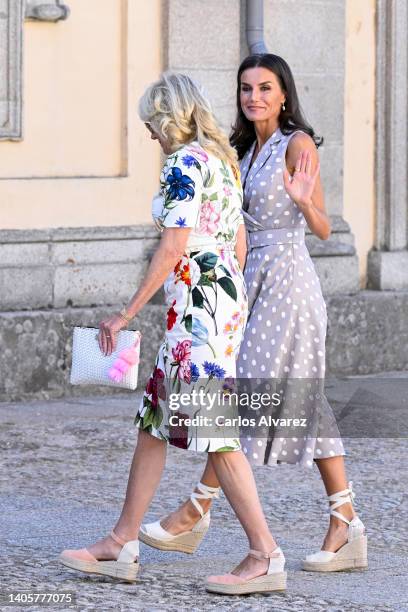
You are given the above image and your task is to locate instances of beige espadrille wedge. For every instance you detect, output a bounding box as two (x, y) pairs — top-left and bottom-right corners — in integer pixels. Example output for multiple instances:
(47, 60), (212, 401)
(139, 481), (220, 553)
(302, 482), (368, 572)
(206, 547), (287, 595)
(59, 530), (140, 582)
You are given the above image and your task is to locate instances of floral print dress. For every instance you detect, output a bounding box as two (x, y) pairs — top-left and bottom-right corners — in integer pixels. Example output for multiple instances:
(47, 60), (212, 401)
(134, 142), (248, 452)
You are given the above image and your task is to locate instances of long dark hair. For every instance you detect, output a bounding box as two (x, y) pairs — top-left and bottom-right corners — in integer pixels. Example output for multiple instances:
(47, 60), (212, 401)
(230, 54), (323, 159)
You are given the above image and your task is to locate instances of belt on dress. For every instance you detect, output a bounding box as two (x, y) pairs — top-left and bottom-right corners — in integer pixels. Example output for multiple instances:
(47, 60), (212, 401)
(248, 227), (305, 248)
(184, 242), (236, 255)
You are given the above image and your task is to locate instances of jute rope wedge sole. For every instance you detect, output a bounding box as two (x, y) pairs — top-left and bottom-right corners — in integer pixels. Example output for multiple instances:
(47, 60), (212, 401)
(138, 520), (208, 553)
(206, 547), (287, 596)
(302, 482), (368, 573)
(59, 530), (140, 583)
(139, 481), (220, 554)
(302, 535), (367, 572)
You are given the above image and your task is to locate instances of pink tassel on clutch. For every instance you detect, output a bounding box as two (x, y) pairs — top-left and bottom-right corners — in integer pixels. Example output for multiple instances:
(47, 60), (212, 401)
(108, 345), (140, 383)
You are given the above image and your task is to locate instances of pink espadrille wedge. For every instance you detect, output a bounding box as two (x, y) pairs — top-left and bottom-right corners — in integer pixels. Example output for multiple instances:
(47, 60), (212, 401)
(59, 530), (140, 582)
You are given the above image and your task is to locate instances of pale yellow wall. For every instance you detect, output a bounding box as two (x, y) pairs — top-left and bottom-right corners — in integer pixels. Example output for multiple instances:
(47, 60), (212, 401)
(343, 0), (376, 287)
(1, 0), (162, 229)
(3, 0), (377, 253)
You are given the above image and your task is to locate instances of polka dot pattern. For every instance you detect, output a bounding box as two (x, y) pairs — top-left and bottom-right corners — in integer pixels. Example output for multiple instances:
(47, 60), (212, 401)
(236, 127), (345, 467)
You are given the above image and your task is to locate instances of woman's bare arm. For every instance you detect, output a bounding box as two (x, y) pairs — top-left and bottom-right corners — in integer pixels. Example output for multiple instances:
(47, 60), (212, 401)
(235, 223), (247, 271)
(98, 227), (191, 355)
(125, 227), (191, 317)
(284, 133), (331, 240)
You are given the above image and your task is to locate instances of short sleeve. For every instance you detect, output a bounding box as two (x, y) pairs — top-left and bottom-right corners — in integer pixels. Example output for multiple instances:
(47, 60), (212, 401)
(160, 149), (204, 229)
(230, 162), (245, 226)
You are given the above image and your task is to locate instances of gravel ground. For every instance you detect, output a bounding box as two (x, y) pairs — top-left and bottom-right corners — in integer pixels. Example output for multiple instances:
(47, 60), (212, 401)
(1, 374), (407, 611)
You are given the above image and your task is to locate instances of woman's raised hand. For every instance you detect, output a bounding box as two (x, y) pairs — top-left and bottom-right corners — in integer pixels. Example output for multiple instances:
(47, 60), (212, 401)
(283, 150), (320, 209)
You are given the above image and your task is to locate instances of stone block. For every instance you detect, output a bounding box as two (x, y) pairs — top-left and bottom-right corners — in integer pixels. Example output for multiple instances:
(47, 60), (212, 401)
(0, 267), (53, 310)
(294, 73), (344, 143)
(327, 215), (352, 233)
(50, 225), (158, 242)
(0, 242), (49, 266)
(306, 232), (355, 257)
(318, 143), (344, 216)
(0, 228), (52, 243)
(51, 238), (151, 266)
(264, 0), (345, 75)
(0, 225), (162, 311)
(367, 250), (408, 290)
(327, 290), (408, 375)
(314, 255), (359, 295)
(168, 0), (240, 70)
(53, 262), (149, 308)
(181, 68), (237, 131)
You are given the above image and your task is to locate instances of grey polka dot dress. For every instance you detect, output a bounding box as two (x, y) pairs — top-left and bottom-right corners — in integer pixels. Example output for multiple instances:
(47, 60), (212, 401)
(237, 127), (345, 468)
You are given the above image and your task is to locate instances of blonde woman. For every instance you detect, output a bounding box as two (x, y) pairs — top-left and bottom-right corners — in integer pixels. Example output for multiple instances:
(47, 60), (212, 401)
(59, 73), (287, 595)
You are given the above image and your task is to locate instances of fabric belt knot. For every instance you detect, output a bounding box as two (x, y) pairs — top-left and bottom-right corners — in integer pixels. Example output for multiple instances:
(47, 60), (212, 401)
(248, 227), (305, 248)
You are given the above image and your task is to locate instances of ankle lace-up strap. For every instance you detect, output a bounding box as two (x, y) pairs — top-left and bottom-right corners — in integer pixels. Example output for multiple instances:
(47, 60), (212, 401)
(328, 481), (356, 524)
(190, 481), (220, 518)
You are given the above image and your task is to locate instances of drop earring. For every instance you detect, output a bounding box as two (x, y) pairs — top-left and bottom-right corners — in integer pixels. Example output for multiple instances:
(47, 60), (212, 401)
(282, 101), (286, 111)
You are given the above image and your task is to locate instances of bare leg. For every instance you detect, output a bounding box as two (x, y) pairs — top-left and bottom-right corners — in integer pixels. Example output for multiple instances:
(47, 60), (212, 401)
(315, 455), (356, 552)
(161, 455), (219, 533)
(86, 429), (167, 560)
(163, 451), (356, 554)
(208, 450), (277, 580)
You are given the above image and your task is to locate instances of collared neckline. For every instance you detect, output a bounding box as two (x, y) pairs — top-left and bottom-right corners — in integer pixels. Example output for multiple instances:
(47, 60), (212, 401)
(265, 126), (283, 148)
(245, 126), (283, 167)
(243, 127), (282, 176)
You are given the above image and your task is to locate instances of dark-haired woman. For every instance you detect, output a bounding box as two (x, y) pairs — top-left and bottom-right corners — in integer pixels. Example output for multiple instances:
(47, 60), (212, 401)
(140, 55), (367, 574)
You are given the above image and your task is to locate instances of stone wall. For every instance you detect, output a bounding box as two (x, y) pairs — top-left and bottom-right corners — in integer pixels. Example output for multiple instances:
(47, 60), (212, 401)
(0, 220), (360, 402)
(0, 226), (160, 311)
(1, 223), (405, 402)
(2, 290), (407, 402)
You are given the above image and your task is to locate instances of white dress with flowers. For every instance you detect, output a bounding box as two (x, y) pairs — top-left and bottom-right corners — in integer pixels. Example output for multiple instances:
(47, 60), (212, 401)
(134, 142), (248, 452)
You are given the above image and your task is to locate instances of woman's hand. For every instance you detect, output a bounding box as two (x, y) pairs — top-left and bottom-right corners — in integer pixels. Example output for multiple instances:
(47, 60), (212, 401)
(98, 314), (129, 356)
(283, 150), (320, 210)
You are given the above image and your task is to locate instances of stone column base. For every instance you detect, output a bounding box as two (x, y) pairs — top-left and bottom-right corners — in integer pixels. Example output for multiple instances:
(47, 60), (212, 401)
(306, 215), (360, 295)
(367, 249), (408, 290)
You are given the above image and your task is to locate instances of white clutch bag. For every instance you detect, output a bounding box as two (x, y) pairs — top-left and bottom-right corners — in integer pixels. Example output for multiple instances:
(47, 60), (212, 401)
(70, 326), (142, 390)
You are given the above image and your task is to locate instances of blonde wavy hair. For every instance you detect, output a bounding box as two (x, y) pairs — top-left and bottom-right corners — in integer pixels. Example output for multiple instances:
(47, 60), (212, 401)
(138, 72), (238, 167)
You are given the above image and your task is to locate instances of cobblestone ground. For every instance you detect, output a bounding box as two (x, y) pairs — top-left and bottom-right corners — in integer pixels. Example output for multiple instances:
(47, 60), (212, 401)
(1, 374), (407, 611)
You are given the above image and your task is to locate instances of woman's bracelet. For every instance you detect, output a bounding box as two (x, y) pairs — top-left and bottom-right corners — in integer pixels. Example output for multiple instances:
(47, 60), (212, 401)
(119, 307), (133, 324)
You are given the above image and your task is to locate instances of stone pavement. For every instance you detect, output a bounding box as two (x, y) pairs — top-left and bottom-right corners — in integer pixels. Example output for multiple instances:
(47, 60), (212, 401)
(1, 374), (408, 611)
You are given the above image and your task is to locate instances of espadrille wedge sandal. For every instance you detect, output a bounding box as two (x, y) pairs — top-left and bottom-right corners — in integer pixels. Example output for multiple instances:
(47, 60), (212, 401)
(139, 481), (220, 554)
(59, 530), (140, 582)
(302, 482), (368, 572)
(206, 547), (287, 595)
